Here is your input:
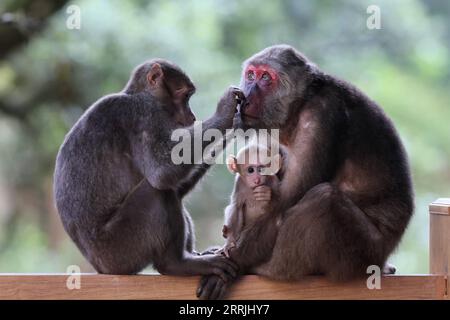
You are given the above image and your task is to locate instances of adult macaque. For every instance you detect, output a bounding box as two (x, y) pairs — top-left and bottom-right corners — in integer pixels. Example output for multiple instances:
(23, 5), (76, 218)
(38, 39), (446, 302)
(54, 59), (244, 280)
(218, 144), (282, 258)
(198, 45), (413, 299)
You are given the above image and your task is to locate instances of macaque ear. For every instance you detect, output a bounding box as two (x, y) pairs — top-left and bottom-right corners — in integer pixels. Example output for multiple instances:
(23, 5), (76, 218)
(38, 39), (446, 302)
(147, 63), (164, 87)
(226, 155), (239, 174)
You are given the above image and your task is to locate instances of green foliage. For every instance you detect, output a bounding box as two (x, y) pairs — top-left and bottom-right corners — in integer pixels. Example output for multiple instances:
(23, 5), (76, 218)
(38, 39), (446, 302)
(0, 0), (448, 274)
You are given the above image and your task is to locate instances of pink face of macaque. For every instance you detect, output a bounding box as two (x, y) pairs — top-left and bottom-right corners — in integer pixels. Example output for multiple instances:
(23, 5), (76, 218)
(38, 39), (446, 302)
(240, 163), (272, 189)
(241, 64), (279, 120)
(228, 147), (281, 190)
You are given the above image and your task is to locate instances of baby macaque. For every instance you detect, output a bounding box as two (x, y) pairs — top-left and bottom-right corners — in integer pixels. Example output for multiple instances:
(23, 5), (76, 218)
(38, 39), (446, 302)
(219, 144), (282, 257)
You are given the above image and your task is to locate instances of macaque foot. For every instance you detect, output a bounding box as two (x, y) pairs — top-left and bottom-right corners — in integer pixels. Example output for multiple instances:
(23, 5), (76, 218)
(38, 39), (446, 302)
(197, 275), (230, 300)
(157, 254), (238, 282)
(194, 254), (238, 281)
(383, 262), (396, 274)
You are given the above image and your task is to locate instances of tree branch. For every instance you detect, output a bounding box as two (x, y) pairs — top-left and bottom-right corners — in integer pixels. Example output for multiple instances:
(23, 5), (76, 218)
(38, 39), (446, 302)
(0, 0), (69, 59)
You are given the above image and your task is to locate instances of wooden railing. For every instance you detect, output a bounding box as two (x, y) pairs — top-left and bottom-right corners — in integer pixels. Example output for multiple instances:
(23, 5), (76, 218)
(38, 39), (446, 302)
(0, 198), (448, 300)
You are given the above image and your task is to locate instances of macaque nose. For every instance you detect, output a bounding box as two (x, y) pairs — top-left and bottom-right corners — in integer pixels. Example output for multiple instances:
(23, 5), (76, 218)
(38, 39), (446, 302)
(188, 111), (196, 124)
(254, 176), (261, 185)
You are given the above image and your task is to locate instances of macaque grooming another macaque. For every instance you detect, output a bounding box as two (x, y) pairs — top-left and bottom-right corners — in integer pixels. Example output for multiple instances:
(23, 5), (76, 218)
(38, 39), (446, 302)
(219, 144), (282, 258)
(54, 59), (243, 279)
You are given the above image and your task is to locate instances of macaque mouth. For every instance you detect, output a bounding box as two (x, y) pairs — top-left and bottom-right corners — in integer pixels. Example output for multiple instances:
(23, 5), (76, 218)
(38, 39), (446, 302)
(240, 101), (260, 119)
(242, 113), (259, 120)
(252, 182), (264, 188)
(237, 99), (255, 119)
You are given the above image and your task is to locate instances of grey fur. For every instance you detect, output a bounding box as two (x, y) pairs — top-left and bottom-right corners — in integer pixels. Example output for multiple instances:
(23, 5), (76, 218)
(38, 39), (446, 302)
(54, 59), (242, 278)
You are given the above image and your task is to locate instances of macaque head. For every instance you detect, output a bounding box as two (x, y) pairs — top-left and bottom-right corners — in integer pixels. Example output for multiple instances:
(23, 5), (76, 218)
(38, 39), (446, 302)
(227, 144), (281, 189)
(239, 45), (315, 129)
(124, 59), (197, 127)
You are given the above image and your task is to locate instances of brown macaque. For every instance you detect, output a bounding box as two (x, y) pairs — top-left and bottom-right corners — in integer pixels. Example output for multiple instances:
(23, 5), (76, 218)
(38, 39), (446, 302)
(218, 144), (282, 258)
(198, 45), (413, 299)
(54, 59), (245, 280)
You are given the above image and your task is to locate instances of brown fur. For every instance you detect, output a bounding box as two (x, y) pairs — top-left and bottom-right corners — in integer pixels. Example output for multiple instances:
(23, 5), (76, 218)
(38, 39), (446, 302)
(197, 45), (412, 300)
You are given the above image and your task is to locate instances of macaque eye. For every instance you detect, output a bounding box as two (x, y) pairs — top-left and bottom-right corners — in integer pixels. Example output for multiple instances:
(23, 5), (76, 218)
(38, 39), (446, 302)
(247, 166), (255, 174)
(261, 72), (271, 81)
(247, 71), (256, 81)
(185, 90), (195, 100)
(257, 167), (263, 173)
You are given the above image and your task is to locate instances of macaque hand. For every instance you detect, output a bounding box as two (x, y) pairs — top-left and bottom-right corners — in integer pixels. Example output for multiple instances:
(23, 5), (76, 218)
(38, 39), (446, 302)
(197, 275), (229, 300)
(216, 86), (245, 121)
(253, 185), (272, 202)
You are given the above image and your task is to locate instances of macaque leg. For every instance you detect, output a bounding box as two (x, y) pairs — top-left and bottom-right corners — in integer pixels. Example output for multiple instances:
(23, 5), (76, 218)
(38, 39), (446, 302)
(85, 180), (172, 274)
(383, 262), (396, 274)
(256, 183), (390, 281)
(183, 210), (195, 253)
(86, 180), (236, 279)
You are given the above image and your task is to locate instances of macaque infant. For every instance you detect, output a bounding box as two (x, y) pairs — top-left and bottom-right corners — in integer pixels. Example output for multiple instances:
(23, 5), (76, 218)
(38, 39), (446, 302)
(219, 144), (282, 257)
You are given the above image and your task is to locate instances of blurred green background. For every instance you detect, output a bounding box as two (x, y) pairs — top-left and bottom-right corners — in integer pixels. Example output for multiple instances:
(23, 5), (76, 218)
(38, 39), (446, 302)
(0, 0), (448, 274)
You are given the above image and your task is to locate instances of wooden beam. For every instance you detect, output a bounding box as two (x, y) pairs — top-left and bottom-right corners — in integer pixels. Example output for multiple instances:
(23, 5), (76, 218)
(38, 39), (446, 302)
(0, 274), (445, 300)
(430, 198), (450, 299)
(430, 198), (450, 274)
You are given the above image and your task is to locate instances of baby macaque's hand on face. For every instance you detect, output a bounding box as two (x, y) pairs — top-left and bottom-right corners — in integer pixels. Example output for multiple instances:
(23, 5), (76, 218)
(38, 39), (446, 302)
(253, 185), (271, 202)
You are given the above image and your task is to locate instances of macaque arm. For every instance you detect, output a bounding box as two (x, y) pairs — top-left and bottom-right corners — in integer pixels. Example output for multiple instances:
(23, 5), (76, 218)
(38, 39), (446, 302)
(129, 111), (235, 191)
(176, 163), (210, 198)
(278, 100), (344, 209)
(223, 202), (245, 237)
(128, 85), (243, 192)
(176, 116), (238, 198)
